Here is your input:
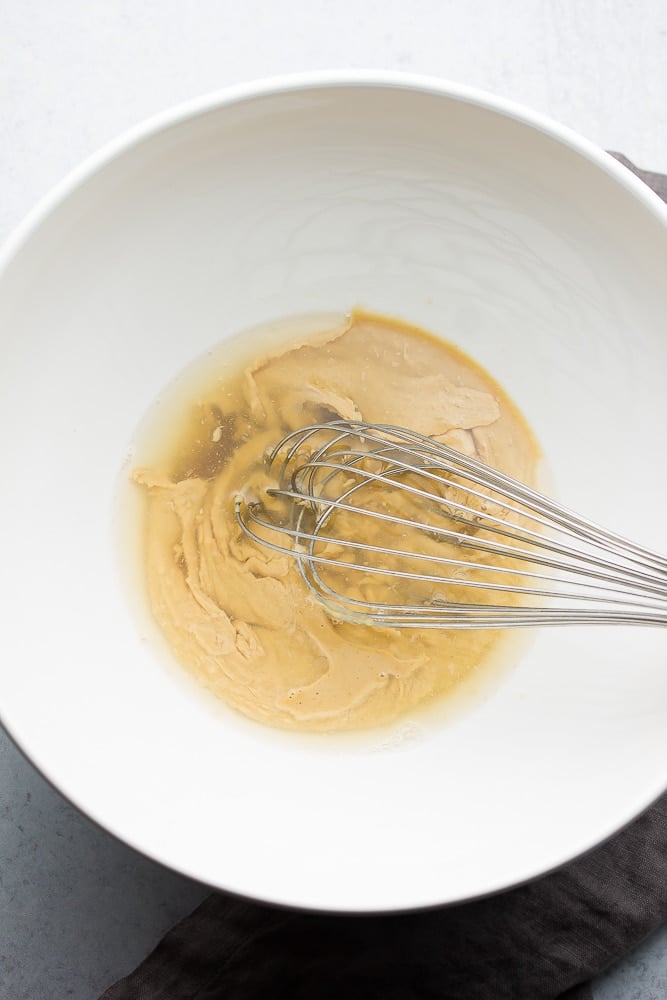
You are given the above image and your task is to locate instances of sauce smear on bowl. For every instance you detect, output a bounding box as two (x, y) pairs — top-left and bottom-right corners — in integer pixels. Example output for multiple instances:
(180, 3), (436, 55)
(132, 310), (540, 731)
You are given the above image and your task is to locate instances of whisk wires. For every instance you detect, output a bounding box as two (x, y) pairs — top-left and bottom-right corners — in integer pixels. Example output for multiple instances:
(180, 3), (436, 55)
(235, 421), (667, 628)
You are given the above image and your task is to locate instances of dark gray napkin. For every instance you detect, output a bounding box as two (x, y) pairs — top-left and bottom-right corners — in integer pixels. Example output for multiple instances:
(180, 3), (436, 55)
(610, 153), (667, 201)
(101, 158), (667, 1000)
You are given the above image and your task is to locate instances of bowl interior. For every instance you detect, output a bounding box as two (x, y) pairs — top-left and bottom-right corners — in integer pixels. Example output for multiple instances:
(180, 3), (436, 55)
(1, 78), (666, 911)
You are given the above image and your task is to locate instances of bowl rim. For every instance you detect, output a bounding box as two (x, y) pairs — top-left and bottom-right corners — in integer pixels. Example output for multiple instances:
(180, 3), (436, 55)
(2, 69), (667, 281)
(2, 70), (667, 913)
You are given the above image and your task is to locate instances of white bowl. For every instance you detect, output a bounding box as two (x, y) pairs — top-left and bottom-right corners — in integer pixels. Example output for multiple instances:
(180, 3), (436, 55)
(1, 72), (666, 913)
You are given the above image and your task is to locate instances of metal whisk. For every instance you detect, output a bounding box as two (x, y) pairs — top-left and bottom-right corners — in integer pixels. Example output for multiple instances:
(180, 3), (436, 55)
(235, 420), (667, 628)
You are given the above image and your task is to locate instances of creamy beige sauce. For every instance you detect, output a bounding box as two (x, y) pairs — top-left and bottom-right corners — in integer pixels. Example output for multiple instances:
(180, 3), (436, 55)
(133, 311), (540, 731)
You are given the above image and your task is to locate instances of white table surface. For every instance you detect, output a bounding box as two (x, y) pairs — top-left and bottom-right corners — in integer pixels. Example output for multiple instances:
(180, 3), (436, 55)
(1, 2), (666, 997)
